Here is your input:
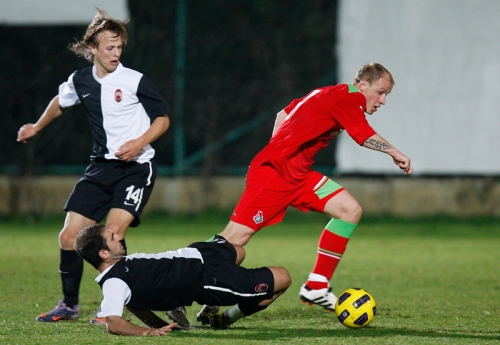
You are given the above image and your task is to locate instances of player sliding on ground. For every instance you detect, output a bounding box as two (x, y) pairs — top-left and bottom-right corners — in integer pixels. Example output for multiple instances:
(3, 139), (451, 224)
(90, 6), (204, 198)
(196, 62), (413, 323)
(74, 224), (291, 336)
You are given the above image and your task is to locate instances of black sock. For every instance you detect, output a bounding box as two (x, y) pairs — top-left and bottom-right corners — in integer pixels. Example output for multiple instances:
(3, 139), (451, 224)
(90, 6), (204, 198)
(60, 249), (83, 309)
(237, 300), (267, 316)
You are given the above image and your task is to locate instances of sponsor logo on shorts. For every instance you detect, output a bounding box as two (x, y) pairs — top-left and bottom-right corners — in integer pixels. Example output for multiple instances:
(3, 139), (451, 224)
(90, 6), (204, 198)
(255, 283), (268, 293)
(115, 89), (123, 102)
(253, 211), (264, 224)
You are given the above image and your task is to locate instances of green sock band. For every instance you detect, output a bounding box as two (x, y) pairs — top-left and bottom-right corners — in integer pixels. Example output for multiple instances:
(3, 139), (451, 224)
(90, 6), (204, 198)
(325, 219), (357, 238)
(205, 233), (220, 242)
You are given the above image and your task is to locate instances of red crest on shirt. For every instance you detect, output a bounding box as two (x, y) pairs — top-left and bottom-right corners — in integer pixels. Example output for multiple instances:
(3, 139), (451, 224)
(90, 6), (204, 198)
(115, 89), (123, 102)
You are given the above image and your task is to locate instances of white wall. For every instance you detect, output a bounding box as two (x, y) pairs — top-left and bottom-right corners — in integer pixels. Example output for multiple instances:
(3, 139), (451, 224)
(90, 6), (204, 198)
(337, 0), (500, 174)
(0, 0), (128, 25)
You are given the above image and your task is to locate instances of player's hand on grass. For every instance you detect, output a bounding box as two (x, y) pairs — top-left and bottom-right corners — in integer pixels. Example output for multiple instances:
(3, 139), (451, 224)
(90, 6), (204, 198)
(145, 323), (177, 336)
(17, 124), (38, 143)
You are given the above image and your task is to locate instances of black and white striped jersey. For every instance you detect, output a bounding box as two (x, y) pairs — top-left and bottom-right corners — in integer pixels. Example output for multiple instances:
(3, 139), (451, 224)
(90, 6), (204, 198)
(95, 247), (204, 317)
(58, 63), (171, 163)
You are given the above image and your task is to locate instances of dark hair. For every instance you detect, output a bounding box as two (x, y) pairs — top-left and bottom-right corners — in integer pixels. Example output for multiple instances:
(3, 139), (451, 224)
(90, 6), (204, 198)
(69, 8), (128, 62)
(74, 224), (109, 269)
(354, 62), (395, 86)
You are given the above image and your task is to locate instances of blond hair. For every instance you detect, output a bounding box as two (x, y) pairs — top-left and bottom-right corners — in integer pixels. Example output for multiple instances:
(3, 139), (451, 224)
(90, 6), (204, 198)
(354, 63), (395, 86)
(69, 8), (128, 62)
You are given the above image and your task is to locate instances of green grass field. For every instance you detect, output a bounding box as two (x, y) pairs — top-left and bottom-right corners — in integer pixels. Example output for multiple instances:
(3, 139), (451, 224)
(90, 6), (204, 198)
(1, 212), (499, 344)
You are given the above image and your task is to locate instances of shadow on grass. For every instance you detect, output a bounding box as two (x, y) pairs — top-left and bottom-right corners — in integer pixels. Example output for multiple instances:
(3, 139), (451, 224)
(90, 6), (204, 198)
(173, 325), (500, 342)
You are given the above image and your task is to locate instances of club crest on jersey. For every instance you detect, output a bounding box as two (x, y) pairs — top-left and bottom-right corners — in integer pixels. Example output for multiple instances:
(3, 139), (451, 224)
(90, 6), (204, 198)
(255, 283), (268, 293)
(115, 89), (123, 102)
(253, 211), (264, 224)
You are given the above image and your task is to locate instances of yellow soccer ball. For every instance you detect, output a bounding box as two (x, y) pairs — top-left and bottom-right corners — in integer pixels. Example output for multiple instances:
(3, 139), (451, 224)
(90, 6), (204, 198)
(335, 288), (377, 328)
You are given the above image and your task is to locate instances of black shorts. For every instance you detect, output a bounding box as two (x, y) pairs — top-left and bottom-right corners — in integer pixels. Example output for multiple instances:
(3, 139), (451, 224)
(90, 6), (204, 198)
(64, 159), (157, 227)
(189, 237), (275, 306)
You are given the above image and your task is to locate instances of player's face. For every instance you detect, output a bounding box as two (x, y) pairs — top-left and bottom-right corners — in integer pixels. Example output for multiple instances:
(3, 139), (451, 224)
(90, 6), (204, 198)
(90, 31), (123, 77)
(358, 76), (393, 115)
(103, 228), (126, 259)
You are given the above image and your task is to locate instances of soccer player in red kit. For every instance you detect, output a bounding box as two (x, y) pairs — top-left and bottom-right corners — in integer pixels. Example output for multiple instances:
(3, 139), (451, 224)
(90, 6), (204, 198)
(197, 63), (413, 322)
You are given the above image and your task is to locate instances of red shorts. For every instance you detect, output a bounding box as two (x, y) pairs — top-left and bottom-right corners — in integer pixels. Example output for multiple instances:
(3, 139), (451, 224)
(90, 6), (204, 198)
(230, 164), (344, 231)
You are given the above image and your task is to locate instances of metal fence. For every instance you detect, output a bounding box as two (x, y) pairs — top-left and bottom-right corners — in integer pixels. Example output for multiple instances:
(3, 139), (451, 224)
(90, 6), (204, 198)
(1, 0), (339, 176)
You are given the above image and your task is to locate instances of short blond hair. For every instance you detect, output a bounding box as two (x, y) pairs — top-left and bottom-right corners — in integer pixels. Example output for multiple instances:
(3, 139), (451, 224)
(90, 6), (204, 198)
(69, 8), (128, 62)
(354, 63), (394, 86)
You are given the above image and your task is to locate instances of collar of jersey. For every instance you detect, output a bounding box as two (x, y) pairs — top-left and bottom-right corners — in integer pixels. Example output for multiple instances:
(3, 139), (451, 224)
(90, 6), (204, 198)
(92, 62), (123, 83)
(95, 263), (116, 282)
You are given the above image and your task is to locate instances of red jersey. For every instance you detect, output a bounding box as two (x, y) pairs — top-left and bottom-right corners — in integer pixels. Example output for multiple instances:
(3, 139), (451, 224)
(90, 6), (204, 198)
(252, 84), (376, 182)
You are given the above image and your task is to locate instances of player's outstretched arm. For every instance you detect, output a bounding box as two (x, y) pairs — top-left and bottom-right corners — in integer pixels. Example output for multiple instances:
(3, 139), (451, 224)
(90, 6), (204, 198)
(106, 315), (177, 336)
(114, 114), (170, 161)
(363, 133), (413, 175)
(17, 96), (66, 143)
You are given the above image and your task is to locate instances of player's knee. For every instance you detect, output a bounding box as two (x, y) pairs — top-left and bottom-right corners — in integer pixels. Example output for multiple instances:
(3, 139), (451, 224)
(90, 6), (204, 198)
(271, 267), (292, 291)
(105, 223), (127, 239)
(350, 202), (363, 223)
(340, 199), (362, 223)
(58, 228), (76, 249)
(324, 192), (363, 223)
(281, 269), (292, 289)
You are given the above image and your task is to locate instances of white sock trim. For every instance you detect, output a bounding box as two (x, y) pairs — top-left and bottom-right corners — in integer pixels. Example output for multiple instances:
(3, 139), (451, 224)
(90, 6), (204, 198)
(225, 305), (246, 322)
(307, 272), (329, 283)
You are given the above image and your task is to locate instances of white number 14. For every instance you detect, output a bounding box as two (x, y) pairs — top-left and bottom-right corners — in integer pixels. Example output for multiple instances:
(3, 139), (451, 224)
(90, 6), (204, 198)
(125, 185), (143, 204)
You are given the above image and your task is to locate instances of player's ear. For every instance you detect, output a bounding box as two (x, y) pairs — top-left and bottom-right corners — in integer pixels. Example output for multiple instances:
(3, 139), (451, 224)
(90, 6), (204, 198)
(99, 249), (109, 260)
(89, 44), (97, 56)
(358, 80), (368, 92)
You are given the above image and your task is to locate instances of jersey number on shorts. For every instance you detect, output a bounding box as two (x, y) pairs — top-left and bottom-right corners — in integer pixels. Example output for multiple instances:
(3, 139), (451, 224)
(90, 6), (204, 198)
(125, 185), (144, 209)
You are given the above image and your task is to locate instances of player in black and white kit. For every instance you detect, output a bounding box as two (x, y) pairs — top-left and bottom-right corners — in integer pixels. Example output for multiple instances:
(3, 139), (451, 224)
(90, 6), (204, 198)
(74, 224), (291, 336)
(17, 9), (171, 324)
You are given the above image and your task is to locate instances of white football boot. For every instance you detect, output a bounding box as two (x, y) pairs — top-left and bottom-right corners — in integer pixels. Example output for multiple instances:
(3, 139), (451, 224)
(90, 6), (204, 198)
(299, 284), (337, 312)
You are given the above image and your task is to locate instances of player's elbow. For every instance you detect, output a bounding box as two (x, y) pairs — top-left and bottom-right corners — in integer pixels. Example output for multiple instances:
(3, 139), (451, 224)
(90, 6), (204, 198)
(157, 114), (170, 132)
(106, 322), (117, 335)
(106, 324), (116, 335)
(105, 316), (123, 335)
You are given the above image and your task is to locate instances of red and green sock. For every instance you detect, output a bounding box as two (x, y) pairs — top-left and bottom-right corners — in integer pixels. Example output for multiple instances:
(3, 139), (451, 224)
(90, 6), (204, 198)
(306, 218), (356, 290)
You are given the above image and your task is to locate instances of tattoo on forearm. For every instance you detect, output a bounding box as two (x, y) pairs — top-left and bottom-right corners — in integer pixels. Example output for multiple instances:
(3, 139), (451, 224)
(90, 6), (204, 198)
(365, 138), (391, 151)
